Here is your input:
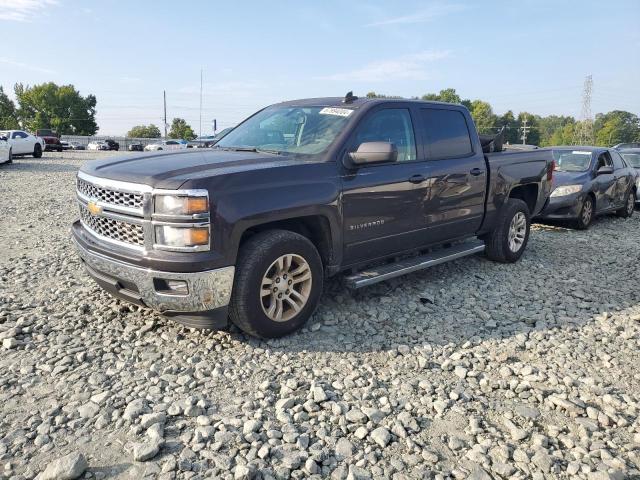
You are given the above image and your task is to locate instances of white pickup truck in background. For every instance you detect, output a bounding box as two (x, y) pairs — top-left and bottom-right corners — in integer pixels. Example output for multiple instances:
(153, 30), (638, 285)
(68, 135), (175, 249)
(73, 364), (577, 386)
(0, 130), (45, 158)
(0, 134), (11, 164)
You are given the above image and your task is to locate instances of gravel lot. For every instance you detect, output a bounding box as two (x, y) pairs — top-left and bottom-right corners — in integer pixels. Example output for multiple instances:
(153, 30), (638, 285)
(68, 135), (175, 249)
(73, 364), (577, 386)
(1, 152), (639, 480)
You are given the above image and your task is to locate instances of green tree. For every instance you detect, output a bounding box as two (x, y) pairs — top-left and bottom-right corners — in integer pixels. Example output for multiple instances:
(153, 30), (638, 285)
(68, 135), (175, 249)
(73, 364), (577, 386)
(469, 100), (497, 135)
(14, 82), (97, 135)
(0, 86), (19, 129)
(168, 118), (196, 140)
(537, 115), (575, 146)
(127, 124), (161, 138)
(498, 110), (519, 144)
(421, 88), (471, 109)
(548, 122), (576, 146)
(593, 110), (640, 146)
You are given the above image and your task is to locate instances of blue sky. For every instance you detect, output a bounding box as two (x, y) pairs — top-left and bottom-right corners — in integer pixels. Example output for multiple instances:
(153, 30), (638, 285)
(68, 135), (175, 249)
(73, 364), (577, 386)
(1, 0), (638, 135)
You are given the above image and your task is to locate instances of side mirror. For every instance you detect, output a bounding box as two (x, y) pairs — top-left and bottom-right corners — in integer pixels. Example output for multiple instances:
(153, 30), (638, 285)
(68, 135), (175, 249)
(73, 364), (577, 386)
(348, 142), (397, 165)
(597, 166), (613, 175)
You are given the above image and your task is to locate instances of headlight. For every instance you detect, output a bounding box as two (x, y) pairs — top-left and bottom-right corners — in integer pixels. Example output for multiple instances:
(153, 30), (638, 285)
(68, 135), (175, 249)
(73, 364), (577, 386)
(550, 185), (582, 197)
(155, 193), (208, 215)
(155, 225), (209, 248)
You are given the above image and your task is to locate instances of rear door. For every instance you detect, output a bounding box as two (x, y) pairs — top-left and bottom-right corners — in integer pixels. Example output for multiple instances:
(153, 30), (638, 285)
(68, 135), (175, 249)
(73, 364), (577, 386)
(341, 106), (430, 264)
(11, 131), (28, 154)
(610, 149), (632, 207)
(593, 151), (615, 211)
(417, 107), (487, 242)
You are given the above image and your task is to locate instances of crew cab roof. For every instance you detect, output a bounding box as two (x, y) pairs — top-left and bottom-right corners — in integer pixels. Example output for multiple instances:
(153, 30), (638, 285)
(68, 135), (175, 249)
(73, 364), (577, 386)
(273, 96), (466, 109)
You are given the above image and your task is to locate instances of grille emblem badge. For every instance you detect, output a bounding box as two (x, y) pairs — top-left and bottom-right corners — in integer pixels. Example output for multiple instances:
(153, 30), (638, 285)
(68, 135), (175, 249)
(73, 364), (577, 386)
(87, 201), (102, 216)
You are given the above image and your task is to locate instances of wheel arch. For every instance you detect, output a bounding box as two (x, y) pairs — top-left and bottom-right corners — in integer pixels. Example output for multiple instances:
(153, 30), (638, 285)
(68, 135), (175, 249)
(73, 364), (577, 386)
(508, 183), (538, 214)
(237, 214), (338, 275)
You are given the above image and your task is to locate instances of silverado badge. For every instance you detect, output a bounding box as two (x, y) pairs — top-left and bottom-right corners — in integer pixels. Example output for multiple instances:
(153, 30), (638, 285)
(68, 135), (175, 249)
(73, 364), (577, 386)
(87, 201), (102, 216)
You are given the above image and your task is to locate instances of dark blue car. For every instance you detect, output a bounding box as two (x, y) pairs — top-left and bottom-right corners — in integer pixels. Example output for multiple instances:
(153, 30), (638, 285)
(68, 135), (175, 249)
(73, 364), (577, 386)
(536, 147), (637, 229)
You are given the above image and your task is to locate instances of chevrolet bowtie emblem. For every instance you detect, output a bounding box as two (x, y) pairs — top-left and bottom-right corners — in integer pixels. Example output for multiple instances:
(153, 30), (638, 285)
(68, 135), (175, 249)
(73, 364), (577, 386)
(87, 201), (102, 216)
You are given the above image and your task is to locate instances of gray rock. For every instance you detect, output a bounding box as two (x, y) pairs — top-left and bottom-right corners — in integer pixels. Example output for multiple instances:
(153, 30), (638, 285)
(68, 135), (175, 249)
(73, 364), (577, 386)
(335, 437), (354, 458)
(133, 440), (162, 462)
(37, 452), (87, 480)
(123, 398), (147, 421)
(370, 426), (391, 448)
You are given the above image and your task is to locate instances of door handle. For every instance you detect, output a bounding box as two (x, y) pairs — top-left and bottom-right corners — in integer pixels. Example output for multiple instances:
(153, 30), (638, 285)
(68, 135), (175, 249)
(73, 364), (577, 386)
(409, 174), (425, 184)
(470, 168), (483, 176)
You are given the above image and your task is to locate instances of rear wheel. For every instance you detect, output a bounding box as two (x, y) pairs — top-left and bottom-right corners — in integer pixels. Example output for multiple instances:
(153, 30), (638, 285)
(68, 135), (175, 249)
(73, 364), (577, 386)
(229, 230), (323, 338)
(574, 195), (594, 229)
(483, 198), (531, 263)
(33, 144), (42, 158)
(616, 190), (635, 218)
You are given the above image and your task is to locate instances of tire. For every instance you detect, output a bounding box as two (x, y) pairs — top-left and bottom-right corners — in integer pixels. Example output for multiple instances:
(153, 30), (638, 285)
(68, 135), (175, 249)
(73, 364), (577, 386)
(229, 230), (324, 338)
(482, 198), (531, 263)
(7, 149), (12, 164)
(574, 195), (594, 229)
(57, 147), (63, 152)
(616, 190), (635, 218)
(33, 143), (42, 158)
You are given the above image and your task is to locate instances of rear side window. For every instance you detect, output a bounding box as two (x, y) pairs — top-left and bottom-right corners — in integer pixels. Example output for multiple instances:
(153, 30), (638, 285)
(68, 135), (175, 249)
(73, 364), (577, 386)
(420, 109), (473, 159)
(611, 151), (625, 170)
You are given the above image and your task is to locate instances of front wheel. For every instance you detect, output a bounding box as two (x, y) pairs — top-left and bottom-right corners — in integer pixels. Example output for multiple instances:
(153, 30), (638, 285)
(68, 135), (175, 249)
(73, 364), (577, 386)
(482, 198), (531, 263)
(616, 190), (635, 218)
(574, 195), (594, 229)
(229, 230), (323, 338)
(33, 143), (42, 158)
(7, 149), (12, 164)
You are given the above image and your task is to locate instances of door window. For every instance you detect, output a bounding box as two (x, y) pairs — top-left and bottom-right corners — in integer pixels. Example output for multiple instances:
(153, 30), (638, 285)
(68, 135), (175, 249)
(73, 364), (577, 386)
(12, 132), (27, 139)
(596, 152), (613, 169)
(421, 109), (473, 159)
(352, 109), (416, 162)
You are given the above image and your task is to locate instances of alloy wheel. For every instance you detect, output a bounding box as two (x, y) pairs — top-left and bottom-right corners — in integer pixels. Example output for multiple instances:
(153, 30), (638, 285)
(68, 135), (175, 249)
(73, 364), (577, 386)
(507, 212), (527, 253)
(582, 199), (593, 225)
(260, 253), (313, 322)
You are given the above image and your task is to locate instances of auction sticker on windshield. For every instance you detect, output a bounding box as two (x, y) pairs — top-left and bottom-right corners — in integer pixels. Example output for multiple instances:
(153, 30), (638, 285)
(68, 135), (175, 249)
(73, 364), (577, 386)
(319, 107), (353, 117)
(571, 151), (591, 155)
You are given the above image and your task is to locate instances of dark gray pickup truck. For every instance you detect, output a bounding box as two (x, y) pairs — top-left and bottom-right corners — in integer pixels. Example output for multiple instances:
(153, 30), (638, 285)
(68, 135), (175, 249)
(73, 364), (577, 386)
(72, 94), (554, 337)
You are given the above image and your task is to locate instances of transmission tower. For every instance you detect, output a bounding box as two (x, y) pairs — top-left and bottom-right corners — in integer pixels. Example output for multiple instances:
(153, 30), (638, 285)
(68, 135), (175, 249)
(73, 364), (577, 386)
(574, 75), (594, 145)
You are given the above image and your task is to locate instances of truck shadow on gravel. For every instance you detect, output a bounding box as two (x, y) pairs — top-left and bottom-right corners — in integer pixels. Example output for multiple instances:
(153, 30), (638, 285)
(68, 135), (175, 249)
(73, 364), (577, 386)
(237, 215), (640, 353)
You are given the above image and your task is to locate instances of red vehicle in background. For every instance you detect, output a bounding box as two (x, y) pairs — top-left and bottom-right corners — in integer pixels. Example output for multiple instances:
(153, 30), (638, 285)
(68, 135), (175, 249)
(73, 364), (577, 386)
(36, 129), (63, 152)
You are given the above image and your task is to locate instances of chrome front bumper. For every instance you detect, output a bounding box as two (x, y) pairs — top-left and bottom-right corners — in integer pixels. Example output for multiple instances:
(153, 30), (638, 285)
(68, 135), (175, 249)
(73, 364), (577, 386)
(73, 237), (234, 313)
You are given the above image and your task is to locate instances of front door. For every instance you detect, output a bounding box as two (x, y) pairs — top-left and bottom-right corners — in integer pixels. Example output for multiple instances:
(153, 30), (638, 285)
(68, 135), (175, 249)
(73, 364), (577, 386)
(341, 107), (429, 265)
(593, 151), (616, 211)
(611, 150), (632, 207)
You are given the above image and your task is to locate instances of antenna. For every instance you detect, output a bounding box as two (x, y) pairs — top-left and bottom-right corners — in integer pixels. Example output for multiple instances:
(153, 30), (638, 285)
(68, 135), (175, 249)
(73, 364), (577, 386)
(343, 91), (358, 104)
(573, 75), (594, 145)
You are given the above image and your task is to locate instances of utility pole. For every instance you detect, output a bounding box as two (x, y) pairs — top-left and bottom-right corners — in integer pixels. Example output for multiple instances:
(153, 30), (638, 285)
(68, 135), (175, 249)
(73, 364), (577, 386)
(199, 69), (203, 139)
(163, 90), (168, 139)
(573, 75), (594, 145)
(520, 116), (530, 145)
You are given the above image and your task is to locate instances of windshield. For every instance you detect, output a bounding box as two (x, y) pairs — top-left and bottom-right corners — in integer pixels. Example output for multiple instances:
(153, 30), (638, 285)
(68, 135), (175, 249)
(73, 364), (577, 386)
(216, 105), (353, 155)
(553, 150), (593, 172)
(621, 152), (640, 168)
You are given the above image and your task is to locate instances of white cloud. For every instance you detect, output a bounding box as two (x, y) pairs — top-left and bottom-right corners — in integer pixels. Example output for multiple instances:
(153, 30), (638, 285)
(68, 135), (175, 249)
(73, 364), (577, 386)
(0, 0), (58, 22)
(318, 50), (450, 82)
(0, 57), (56, 74)
(365, 4), (467, 27)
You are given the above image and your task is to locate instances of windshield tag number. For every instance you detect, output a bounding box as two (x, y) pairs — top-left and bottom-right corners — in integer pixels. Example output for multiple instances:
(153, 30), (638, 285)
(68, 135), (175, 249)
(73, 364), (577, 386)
(319, 107), (353, 117)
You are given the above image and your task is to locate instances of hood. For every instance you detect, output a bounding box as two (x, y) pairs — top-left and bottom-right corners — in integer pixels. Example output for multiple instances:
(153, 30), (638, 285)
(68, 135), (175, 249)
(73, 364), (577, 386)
(80, 149), (323, 189)
(552, 170), (592, 188)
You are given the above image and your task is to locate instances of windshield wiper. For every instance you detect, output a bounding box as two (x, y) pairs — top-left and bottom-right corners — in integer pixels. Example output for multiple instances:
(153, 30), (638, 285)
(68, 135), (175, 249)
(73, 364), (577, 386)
(217, 146), (285, 155)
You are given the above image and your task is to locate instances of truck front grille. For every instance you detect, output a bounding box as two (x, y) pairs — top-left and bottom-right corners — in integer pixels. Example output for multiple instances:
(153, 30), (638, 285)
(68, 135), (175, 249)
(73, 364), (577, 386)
(79, 204), (145, 247)
(77, 177), (144, 210)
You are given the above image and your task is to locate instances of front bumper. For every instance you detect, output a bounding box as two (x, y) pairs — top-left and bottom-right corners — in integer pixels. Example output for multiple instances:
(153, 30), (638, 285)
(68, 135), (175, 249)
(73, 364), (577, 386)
(73, 236), (234, 329)
(535, 192), (583, 220)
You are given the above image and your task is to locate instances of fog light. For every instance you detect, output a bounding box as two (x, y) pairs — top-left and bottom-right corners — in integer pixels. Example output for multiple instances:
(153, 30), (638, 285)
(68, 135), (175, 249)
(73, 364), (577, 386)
(154, 278), (189, 295)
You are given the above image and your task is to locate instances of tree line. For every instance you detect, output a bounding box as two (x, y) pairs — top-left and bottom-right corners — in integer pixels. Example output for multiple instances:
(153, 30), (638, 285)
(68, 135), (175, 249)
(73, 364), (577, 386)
(2, 81), (637, 146)
(0, 82), (197, 140)
(366, 88), (640, 147)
